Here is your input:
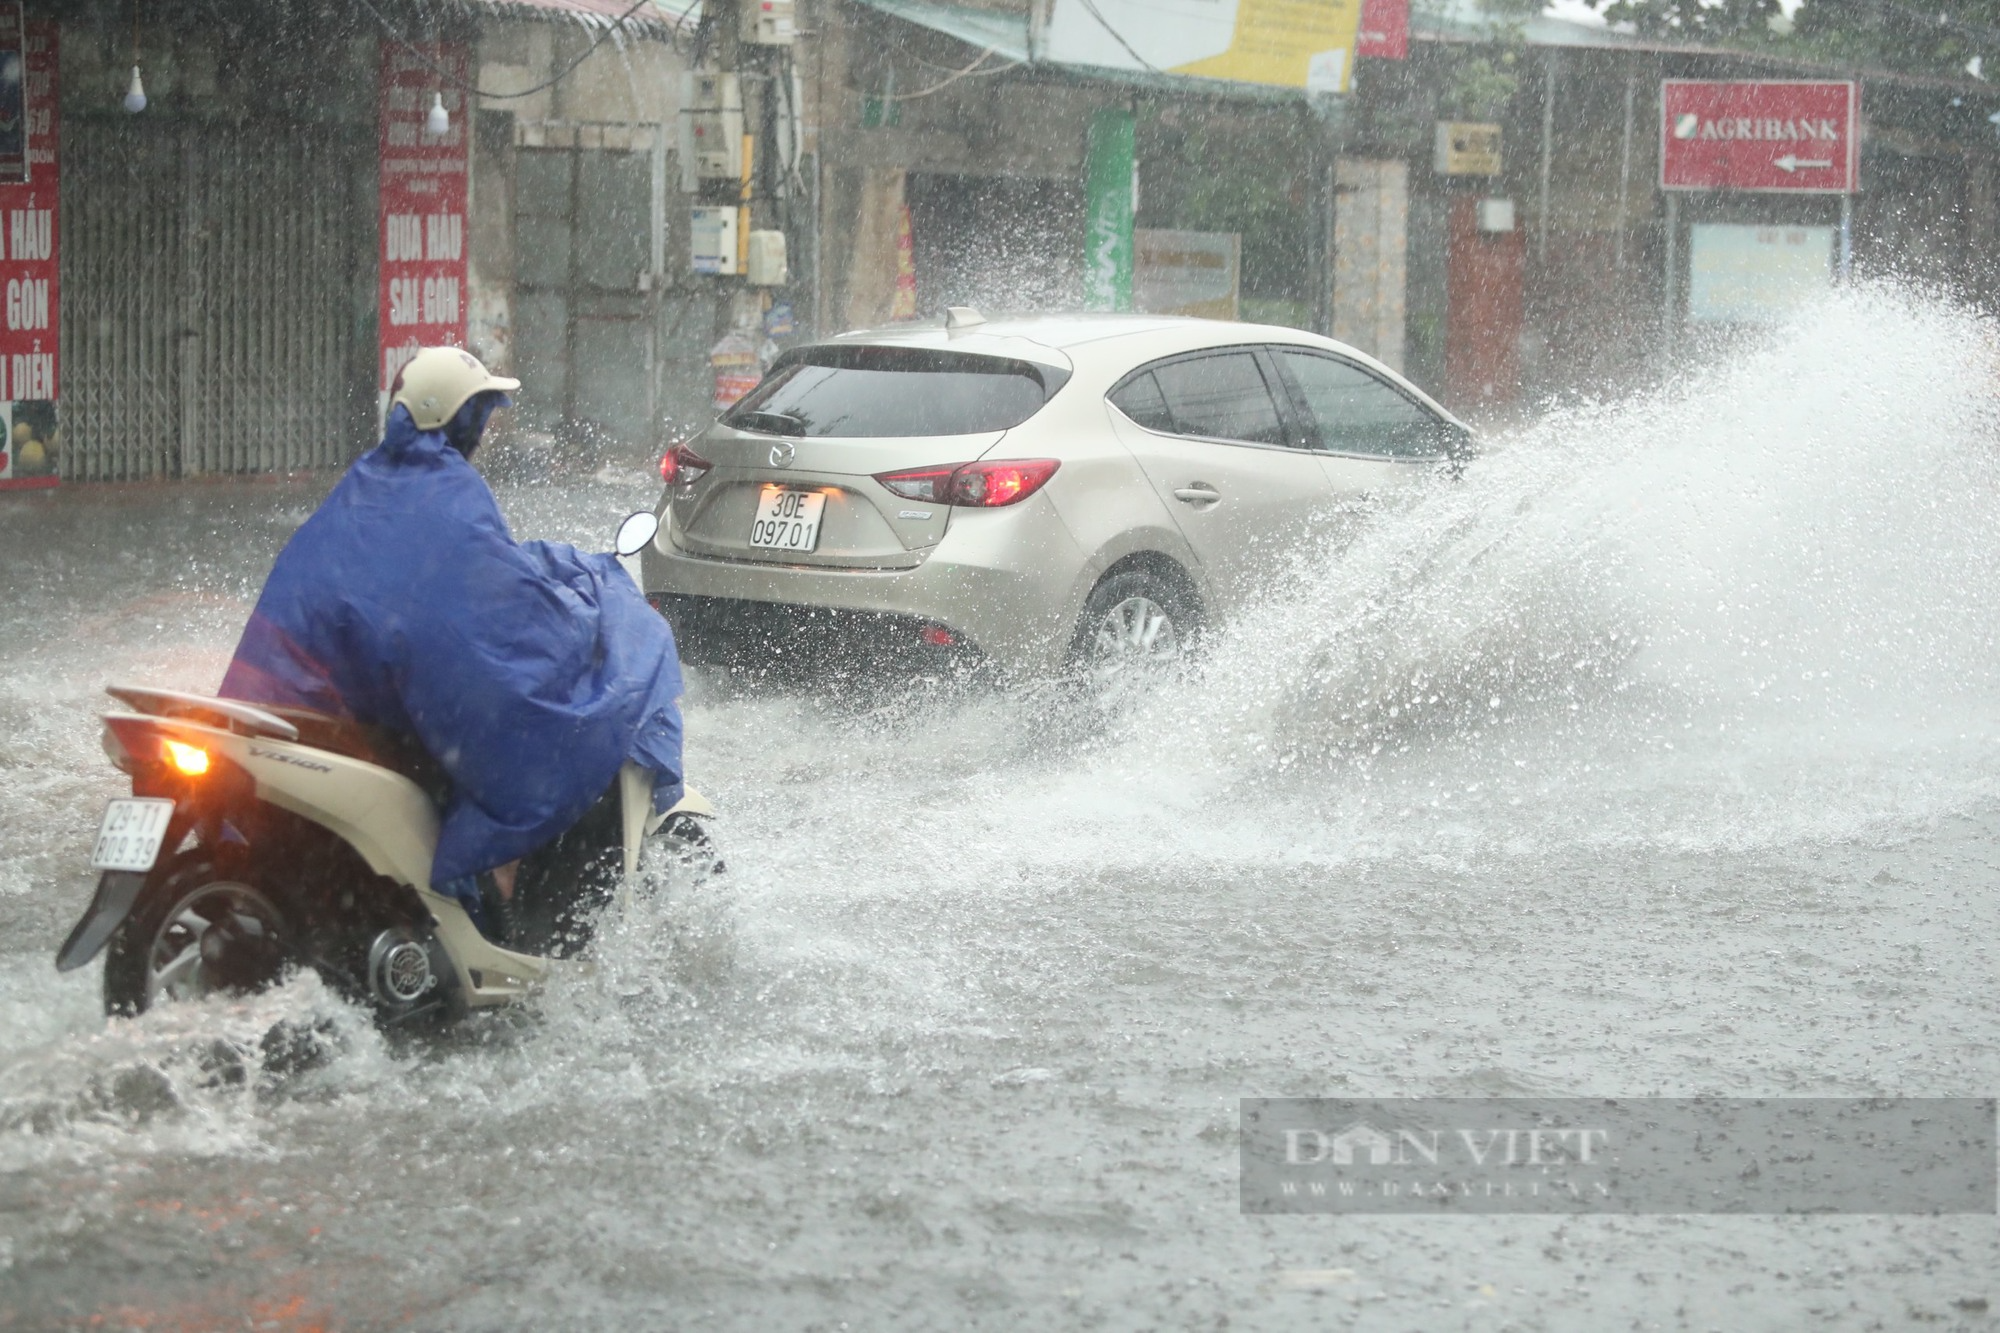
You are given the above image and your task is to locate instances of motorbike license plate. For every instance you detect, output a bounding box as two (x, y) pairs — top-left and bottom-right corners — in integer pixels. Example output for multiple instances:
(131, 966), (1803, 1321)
(749, 487), (826, 553)
(90, 798), (176, 872)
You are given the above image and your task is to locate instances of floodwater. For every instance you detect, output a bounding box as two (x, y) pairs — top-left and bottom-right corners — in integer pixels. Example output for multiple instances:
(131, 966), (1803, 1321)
(3, 286), (2000, 1330)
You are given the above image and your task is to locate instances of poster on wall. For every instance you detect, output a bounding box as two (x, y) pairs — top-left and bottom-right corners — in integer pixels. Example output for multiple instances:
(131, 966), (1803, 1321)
(1134, 229), (1240, 319)
(1043, 0), (1364, 95)
(1688, 224), (1833, 323)
(378, 43), (469, 415)
(0, 7), (57, 492)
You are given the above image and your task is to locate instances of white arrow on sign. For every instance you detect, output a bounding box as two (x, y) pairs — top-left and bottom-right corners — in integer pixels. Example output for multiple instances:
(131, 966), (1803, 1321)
(1773, 154), (1834, 173)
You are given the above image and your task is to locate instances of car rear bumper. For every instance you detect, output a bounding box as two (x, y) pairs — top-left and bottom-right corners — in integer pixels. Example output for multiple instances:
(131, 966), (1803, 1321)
(651, 593), (986, 676)
(640, 503), (1084, 677)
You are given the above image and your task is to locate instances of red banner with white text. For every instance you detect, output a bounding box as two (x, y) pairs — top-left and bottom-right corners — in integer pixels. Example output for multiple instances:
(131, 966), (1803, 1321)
(0, 8), (58, 490)
(1661, 80), (1859, 194)
(378, 43), (469, 403)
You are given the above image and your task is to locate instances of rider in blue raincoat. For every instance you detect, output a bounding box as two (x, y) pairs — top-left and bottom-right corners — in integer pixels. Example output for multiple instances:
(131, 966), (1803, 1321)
(219, 347), (684, 930)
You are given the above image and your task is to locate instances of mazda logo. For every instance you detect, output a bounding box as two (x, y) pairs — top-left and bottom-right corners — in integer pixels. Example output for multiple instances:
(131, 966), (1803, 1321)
(768, 441), (796, 468)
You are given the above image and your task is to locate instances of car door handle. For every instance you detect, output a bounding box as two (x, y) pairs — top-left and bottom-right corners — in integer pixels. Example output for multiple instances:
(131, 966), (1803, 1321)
(1173, 484), (1221, 505)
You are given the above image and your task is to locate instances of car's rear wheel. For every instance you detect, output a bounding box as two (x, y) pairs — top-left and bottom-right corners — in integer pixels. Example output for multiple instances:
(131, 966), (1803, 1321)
(1073, 568), (1195, 678)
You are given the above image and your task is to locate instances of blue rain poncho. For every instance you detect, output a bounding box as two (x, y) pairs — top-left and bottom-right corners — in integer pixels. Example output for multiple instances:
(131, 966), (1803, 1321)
(219, 405), (684, 885)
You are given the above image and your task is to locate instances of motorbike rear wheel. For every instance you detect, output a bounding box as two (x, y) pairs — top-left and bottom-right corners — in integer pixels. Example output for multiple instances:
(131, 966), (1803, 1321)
(103, 855), (290, 1017)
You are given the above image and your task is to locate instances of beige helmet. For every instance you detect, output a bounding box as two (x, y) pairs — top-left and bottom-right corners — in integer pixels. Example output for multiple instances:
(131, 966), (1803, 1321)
(390, 346), (520, 431)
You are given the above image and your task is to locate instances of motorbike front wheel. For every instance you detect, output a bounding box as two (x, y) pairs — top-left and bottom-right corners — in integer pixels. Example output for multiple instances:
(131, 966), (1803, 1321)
(103, 855), (291, 1017)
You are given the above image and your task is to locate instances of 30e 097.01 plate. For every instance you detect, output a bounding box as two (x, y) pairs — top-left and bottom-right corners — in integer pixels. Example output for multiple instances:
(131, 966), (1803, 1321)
(750, 486), (826, 553)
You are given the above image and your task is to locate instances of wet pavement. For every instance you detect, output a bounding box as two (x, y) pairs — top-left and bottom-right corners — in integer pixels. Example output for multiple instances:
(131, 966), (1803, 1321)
(3, 288), (2000, 1330)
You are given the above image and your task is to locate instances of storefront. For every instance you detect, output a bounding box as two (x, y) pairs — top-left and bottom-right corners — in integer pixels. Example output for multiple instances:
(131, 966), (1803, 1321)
(37, 0), (695, 485)
(818, 0), (1415, 375)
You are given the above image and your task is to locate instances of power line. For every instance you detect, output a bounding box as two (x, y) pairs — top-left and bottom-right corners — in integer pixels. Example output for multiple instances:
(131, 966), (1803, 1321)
(881, 47), (1025, 101)
(1076, 0), (1159, 72)
(353, 0), (680, 100)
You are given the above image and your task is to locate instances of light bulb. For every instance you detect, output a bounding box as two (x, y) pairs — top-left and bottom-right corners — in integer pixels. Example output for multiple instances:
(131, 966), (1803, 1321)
(123, 64), (146, 114)
(425, 92), (448, 137)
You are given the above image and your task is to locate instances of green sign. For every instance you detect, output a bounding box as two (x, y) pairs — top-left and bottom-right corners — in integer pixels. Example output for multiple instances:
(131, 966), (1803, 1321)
(1083, 108), (1135, 311)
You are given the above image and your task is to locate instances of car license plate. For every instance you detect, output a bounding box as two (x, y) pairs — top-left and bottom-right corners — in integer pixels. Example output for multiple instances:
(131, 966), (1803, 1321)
(91, 798), (176, 872)
(750, 487), (826, 553)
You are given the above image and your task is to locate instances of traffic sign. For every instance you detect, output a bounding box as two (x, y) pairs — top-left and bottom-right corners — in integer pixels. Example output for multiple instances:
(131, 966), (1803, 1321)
(1661, 80), (1859, 194)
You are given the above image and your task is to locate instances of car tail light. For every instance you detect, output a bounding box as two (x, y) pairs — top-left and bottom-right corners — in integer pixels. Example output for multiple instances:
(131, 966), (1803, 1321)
(875, 465), (958, 504)
(874, 459), (1060, 508)
(659, 442), (714, 487)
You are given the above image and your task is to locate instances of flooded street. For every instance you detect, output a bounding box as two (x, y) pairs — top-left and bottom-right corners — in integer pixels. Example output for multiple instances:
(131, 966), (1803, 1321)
(5, 289), (2000, 1330)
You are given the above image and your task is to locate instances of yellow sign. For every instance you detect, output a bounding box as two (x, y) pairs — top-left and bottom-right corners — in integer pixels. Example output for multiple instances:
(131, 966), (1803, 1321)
(1045, 0), (1362, 95)
(1173, 0), (1362, 92)
(1434, 122), (1503, 176)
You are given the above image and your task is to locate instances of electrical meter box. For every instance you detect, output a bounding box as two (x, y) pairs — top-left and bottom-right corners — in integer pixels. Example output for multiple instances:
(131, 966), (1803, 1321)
(679, 72), (743, 192)
(691, 207), (739, 276)
(740, 0), (797, 45)
(746, 230), (789, 286)
(1476, 198), (1516, 233)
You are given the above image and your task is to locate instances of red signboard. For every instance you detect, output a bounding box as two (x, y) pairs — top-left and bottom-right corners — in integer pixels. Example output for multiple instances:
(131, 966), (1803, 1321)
(0, 8), (57, 491)
(1661, 79), (1859, 194)
(1358, 0), (1409, 60)
(378, 44), (469, 397)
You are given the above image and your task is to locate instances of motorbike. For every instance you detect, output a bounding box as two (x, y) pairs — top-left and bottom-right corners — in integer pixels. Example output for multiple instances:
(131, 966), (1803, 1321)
(52, 511), (714, 1026)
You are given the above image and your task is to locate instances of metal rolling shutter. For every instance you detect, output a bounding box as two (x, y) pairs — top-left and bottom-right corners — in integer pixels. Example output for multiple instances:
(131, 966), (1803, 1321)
(61, 120), (373, 481)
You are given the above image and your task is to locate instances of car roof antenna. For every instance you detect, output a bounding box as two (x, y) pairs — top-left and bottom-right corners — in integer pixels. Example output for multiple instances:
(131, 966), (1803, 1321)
(945, 306), (987, 335)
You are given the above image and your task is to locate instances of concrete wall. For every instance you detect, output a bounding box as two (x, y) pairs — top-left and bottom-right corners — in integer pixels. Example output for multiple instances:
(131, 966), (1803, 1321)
(471, 15), (711, 431)
(60, 16), (375, 126)
(475, 18), (685, 126)
(809, 2), (1104, 329)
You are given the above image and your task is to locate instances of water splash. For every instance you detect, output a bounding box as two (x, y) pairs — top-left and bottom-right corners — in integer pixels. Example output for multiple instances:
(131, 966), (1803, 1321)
(0, 972), (393, 1173)
(1096, 283), (2000, 854)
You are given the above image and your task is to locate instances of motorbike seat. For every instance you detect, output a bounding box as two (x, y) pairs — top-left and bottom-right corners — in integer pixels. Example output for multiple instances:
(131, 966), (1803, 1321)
(255, 707), (453, 806)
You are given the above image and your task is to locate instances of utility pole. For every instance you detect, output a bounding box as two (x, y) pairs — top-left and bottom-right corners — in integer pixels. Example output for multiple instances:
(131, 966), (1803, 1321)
(1310, 92), (1347, 340)
(712, 0), (748, 342)
(1536, 50), (1558, 269)
(690, 0), (799, 406)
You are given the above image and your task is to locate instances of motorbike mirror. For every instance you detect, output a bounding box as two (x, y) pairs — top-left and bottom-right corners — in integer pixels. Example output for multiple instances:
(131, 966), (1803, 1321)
(614, 510), (660, 558)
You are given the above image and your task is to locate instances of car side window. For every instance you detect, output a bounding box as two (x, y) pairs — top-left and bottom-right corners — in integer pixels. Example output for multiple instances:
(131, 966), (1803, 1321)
(1277, 350), (1448, 459)
(1139, 352), (1289, 446)
(1108, 370), (1176, 434)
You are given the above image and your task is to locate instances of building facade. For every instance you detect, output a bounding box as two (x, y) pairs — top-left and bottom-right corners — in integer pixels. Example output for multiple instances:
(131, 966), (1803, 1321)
(13, 0), (1998, 489)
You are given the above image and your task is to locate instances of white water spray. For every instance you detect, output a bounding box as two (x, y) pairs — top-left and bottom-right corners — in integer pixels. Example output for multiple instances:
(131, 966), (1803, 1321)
(1098, 284), (2000, 854)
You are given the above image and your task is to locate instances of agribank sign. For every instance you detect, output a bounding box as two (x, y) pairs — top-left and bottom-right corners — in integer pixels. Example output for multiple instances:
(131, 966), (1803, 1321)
(1661, 79), (1859, 194)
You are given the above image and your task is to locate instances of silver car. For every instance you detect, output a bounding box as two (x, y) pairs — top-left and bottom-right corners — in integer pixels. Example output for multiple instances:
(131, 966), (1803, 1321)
(641, 312), (1470, 677)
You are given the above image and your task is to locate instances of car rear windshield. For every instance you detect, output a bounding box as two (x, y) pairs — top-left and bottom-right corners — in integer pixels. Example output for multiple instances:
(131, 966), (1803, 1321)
(721, 347), (1067, 438)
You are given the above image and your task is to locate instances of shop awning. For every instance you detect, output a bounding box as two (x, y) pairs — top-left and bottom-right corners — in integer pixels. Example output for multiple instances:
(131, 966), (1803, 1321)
(1416, 0), (1650, 49)
(847, 0), (1031, 62)
(846, 0), (1317, 102)
(469, 0), (700, 30)
(847, 0), (1656, 77)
